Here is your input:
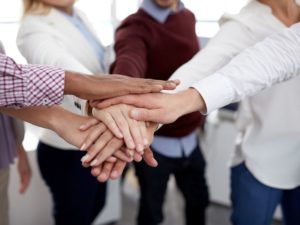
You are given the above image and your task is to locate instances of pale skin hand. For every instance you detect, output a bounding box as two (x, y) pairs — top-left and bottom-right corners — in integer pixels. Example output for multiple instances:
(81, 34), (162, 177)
(95, 88), (207, 124)
(0, 106), (149, 181)
(80, 119), (158, 182)
(84, 104), (149, 152)
(16, 144), (32, 194)
(0, 106), (115, 151)
(80, 117), (157, 167)
(64, 71), (180, 100)
(91, 147), (156, 182)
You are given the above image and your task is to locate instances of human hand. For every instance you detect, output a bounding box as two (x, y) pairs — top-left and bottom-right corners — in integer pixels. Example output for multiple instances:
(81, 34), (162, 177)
(94, 89), (206, 124)
(83, 104), (149, 151)
(90, 147), (157, 182)
(16, 145), (32, 194)
(81, 121), (157, 170)
(64, 72), (180, 100)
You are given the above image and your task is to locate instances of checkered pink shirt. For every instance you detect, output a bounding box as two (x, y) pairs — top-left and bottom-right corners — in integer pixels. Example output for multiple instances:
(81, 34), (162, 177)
(0, 54), (65, 107)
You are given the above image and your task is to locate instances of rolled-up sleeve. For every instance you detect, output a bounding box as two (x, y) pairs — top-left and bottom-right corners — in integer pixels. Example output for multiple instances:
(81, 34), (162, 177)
(0, 54), (65, 107)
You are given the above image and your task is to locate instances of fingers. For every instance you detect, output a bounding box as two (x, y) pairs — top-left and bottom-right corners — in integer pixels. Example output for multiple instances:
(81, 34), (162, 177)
(133, 78), (180, 93)
(112, 110), (135, 149)
(91, 159), (127, 182)
(133, 152), (143, 162)
(97, 162), (114, 182)
(110, 160), (127, 180)
(79, 123), (107, 150)
(87, 137), (124, 167)
(130, 108), (164, 123)
(106, 156), (117, 163)
(114, 150), (133, 162)
(148, 79), (180, 91)
(19, 172), (31, 194)
(91, 166), (101, 177)
(143, 148), (158, 167)
(126, 115), (144, 152)
(96, 95), (144, 109)
(81, 130), (113, 165)
(79, 117), (99, 131)
(93, 110), (123, 139)
(139, 121), (149, 146)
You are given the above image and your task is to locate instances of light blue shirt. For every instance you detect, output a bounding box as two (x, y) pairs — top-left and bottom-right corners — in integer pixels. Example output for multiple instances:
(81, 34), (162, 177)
(141, 0), (184, 24)
(141, 0), (198, 158)
(151, 132), (199, 158)
(63, 11), (105, 69)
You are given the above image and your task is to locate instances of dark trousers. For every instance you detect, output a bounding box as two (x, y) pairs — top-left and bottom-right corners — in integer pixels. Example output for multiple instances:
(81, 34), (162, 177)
(135, 146), (209, 225)
(37, 142), (106, 225)
(231, 163), (300, 225)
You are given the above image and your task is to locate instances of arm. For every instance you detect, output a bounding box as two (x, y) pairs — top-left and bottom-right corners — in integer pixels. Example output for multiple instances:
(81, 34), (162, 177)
(193, 22), (300, 113)
(95, 89), (205, 124)
(96, 22), (300, 121)
(0, 106), (99, 148)
(10, 117), (31, 194)
(167, 19), (255, 93)
(110, 22), (149, 78)
(16, 144), (32, 194)
(0, 54), (64, 108)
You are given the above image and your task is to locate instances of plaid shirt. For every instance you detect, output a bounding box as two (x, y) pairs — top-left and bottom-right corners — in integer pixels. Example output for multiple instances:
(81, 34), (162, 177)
(0, 54), (65, 107)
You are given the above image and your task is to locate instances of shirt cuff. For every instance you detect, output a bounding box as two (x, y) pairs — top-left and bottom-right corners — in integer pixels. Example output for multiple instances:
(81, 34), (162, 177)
(191, 73), (234, 114)
(25, 64), (65, 106)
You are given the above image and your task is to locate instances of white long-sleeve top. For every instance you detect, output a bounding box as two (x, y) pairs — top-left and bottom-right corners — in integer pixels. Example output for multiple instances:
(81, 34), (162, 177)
(171, 1), (300, 189)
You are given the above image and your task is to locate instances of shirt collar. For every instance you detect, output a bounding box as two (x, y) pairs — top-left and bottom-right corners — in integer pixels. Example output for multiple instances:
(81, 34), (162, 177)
(141, 0), (184, 24)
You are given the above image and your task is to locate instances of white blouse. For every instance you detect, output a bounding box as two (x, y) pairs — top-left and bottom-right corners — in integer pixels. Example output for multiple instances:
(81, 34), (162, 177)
(171, 1), (300, 189)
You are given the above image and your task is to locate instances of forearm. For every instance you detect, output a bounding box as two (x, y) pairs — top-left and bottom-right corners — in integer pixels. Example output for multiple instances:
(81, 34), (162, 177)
(0, 54), (64, 107)
(168, 20), (253, 94)
(193, 23), (300, 113)
(0, 106), (63, 131)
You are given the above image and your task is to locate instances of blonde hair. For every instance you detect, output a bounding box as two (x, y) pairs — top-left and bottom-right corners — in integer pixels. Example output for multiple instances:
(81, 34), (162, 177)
(23, 0), (51, 15)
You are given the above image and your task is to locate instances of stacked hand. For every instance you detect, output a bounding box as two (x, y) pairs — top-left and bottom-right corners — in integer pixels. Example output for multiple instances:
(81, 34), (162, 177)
(77, 88), (206, 182)
(78, 104), (158, 182)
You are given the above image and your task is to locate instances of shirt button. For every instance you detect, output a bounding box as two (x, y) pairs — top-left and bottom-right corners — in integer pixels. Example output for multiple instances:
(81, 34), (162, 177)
(43, 98), (50, 105)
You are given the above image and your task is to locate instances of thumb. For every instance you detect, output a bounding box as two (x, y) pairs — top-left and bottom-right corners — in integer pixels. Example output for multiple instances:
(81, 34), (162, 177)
(130, 108), (162, 123)
(143, 148), (158, 167)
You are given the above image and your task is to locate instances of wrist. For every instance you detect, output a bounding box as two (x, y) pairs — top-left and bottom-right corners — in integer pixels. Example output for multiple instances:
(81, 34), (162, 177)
(64, 71), (82, 97)
(176, 88), (207, 116)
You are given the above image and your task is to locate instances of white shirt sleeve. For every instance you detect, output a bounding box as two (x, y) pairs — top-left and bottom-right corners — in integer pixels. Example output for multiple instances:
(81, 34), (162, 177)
(168, 19), (255, 93)
(193, 22), (300, 113)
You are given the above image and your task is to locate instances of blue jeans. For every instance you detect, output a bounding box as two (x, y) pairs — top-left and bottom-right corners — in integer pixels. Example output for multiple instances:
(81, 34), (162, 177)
(230, 163), (300, 225)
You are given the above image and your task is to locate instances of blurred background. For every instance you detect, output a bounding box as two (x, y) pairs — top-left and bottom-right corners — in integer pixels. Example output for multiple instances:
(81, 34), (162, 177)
(0, 0), (282, 225)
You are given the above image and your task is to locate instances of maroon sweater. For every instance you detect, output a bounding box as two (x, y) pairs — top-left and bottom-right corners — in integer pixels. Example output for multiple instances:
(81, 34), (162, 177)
(111, 8), (204, 137)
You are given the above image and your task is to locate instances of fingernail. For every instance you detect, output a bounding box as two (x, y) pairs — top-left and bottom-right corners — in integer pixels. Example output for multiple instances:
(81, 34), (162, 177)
(129, 141), (135, 149)
(79, 124), (87, 130)
(137, 144), (144, 152)
(117, 132), (123, 138)
(90, 159), (98, 166)
(153, 159), (158, 167)
(127, 150), (134, 157)
(81, 154), (89, 162)
(143, 138), (149, 146)
(130, 110), (139, 118)
(111, 171), (118, 178)
(80, 143), (86, 151)
(99, 173), (107, 181)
